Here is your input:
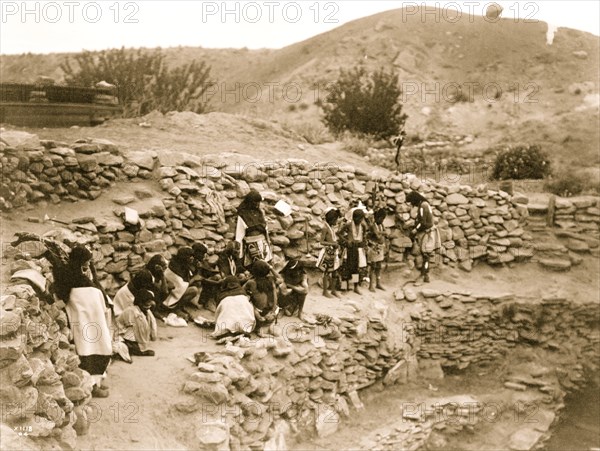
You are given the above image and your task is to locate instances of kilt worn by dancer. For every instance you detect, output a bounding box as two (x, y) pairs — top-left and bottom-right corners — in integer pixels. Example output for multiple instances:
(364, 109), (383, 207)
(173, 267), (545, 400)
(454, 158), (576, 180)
(339, 208), (368, 294)
(235, 190), (273, 268)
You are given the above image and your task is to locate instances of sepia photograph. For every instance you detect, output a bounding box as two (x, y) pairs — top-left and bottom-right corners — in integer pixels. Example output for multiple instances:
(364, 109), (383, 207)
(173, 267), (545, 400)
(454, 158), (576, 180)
(0, 1), (599, 450)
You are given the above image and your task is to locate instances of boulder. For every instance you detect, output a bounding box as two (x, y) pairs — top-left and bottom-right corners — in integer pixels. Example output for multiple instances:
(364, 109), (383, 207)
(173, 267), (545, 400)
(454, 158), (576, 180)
(196, 420), (229, 451)
(446, 193), (469, 205)
(126, 151), (155, 171)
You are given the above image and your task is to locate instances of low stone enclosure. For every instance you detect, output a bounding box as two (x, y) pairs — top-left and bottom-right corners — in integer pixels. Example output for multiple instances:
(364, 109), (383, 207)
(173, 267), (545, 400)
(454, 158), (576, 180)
(1, 132), (599, 278)
(1, 133), (599, 449)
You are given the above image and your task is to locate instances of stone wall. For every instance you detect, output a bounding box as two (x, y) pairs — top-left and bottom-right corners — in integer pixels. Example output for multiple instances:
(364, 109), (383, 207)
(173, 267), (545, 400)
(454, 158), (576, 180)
(404, 285), (600, 381)
(527, 195), (600, 233)
(1, 240), (413, 449)
(2, 133), (536, 295)
(0, 133), (154, 209)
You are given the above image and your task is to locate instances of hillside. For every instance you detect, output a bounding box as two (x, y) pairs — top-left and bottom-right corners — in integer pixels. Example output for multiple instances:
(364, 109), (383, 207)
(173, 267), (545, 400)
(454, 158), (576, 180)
(1, 7), (599, 168)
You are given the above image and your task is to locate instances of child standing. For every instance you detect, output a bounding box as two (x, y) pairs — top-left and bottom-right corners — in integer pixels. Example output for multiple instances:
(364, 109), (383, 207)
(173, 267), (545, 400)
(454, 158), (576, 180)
(316, 207), (341, 298)
(367, 208), (388, 292)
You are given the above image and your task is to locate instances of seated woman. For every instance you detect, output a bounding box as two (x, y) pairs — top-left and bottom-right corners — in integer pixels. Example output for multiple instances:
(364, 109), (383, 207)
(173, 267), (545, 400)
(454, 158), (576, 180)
(212, 276), (256, 339)
(54, 245), (112, 398)
(278, 259), (309, 319)
(217, 241), (243, 278)
(192, 242), (222, 312)
(113, 270), (154, 318)
(116, 289), (157, 357)
(145, 255), (169, 309)
(243, 260), (280, 335)
(163, 246), (201, 319)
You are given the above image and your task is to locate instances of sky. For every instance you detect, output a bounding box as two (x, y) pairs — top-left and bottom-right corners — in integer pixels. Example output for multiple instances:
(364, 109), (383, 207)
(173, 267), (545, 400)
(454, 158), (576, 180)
(1, 1), (599, 54)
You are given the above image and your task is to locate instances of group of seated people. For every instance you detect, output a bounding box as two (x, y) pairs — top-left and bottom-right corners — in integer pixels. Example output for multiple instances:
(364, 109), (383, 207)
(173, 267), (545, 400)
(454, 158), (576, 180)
(111, 239), (310, 349)
(50, 237), (308, 397)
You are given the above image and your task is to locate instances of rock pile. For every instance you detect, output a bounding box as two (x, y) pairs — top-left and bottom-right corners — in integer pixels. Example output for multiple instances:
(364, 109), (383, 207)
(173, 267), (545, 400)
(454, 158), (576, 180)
(0, 283), (93, 450)
(177, 313), (413, 448)
(359, 394), (482, 450)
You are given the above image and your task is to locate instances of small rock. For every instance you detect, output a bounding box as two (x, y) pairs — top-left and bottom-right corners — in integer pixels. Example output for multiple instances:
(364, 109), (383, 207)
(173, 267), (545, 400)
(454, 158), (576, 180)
(404, 288), (417, 302)
(504, 381), (527, 391)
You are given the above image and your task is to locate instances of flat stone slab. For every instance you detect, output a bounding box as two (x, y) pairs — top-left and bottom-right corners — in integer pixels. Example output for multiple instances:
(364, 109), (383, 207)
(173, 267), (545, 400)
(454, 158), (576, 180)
(508, 428), (544, 450)
(539, 258), (571, 271)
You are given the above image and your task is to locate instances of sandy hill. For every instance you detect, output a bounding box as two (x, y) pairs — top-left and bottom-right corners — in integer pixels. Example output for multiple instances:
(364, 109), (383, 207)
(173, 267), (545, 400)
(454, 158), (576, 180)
(1, 7), (599, 168)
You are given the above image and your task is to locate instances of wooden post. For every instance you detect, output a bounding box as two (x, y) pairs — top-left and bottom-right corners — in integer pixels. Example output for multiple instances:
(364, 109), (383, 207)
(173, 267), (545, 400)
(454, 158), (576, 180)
(547, 195), (556, 227)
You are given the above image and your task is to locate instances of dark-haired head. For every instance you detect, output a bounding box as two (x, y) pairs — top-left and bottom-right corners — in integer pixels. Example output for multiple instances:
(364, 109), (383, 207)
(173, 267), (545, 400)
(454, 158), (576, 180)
(352, 208), (365, 224)
(131, 270), (154, 292)
(250, 259), (271, 279)
(69, 245), (92, 268)
(374, 208), (387, 224)
(324, 208), (340, 225)
(176, 246), (194, 261)
(280, 259), (304, 276)
(238, 190), (262, 211)
(134, 289), (155, 312)
(223, 241), (240, 256)
(146, 255), (166, 276)
(192, 243), (208, 261)
(406, 191), (426, 207)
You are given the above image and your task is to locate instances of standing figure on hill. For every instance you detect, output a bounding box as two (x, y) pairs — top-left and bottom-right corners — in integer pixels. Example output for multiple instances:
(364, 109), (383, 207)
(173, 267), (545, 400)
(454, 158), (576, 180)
(366, 208), (388, 292)
(316, 207), (342, 298)
(235, 190), (273, 268)
(116, 289), (157, 357)
(406, 191), (441, 283)
(279, 259), (309, 319)
(339, 207), (368, 294)
(53, 245), (112, 398)
(392, 130), (406, 173)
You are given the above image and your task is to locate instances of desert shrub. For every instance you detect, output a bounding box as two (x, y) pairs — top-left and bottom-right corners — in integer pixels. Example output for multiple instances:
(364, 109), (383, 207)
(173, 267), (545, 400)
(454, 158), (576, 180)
(491, 144), (551, 180)
(321, 65), (407, 140)
(287, 104), (297, 112)
(544, 169), (586, 197)
(283, 120), (333, 145)
(341, 133), (376, 156)
(61, 47), (212, 117)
